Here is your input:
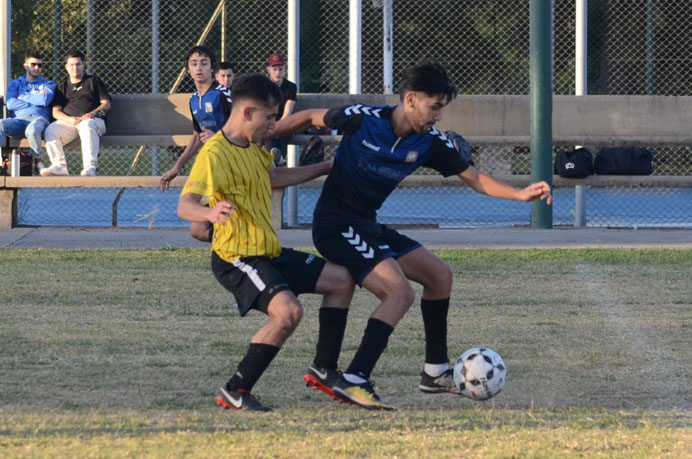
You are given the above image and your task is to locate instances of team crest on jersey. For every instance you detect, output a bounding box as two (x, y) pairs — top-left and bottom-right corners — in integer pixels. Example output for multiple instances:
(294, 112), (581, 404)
(405, 151), (418, 162)
(205, 102), (214, 113)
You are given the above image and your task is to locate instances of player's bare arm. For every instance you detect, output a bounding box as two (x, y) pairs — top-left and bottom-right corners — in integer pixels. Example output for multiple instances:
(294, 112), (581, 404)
(160, 131), (203, 191)
(269, 159), (333, 189)
(459, 166), (553, 205)
(178, 192), (235, 225)
(280, 100), (296, 120)
(270, 108), (329, 140)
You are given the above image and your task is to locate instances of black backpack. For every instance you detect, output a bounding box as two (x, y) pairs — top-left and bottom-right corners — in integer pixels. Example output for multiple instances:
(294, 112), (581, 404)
(594, 147), (653, 175)
(554, 147), (594, 178)
(300, 135), (325, 166)
(444, 130), (474, 166)
(0, 149), (34, 176)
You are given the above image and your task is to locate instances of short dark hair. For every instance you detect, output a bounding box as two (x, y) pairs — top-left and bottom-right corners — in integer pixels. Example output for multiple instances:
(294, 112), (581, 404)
(25, 52), (42, 61)
(231, 73), (281, 107)
(185, 45), (217, 70)
(65, 50), (85, 63)
(218, 61), (235, 72)
(399, 60), (457, 104)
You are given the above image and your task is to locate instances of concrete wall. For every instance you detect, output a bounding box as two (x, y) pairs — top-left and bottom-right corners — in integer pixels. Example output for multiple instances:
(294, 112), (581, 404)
(297, 94), (692, 145)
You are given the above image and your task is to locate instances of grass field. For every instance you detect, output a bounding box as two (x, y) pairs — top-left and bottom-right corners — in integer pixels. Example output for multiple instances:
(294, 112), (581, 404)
(1, 248), (691, 457)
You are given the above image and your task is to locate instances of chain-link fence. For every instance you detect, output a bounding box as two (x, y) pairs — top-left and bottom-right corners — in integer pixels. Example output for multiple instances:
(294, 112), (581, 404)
(7, 0), (692, 228)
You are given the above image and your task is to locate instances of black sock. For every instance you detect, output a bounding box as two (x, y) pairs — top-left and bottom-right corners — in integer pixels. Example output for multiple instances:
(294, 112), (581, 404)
(421, 298), (450, 364)
(226, 343), (280, 392)
(313, 307), (349, 369)
(345, 318), (394, 379)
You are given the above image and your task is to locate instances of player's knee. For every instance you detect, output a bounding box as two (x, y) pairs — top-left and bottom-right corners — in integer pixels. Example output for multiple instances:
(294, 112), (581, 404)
(276, 301), (303, 332)
(434, 261), (454, 292)
(388, 281), (416, 309)
(330, 265), (355, 296)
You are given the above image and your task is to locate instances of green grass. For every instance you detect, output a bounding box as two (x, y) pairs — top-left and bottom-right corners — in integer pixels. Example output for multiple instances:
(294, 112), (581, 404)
(1, 248), (691, 457)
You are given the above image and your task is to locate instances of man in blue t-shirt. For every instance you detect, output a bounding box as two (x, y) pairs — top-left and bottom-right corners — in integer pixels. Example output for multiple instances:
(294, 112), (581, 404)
(0, 53), (56, 174)
(271, 60), (553, 410)
(159, 46), (232, 242)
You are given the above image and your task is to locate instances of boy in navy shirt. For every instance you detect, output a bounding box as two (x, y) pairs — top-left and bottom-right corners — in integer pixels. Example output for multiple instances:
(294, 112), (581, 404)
(159, 46), (232, 241)
(271, 60), (553, 410)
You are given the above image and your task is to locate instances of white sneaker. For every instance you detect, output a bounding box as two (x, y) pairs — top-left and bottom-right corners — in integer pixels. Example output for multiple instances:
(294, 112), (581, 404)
(40, 164), (69, 176)
(34, 161), (46, 176)
(80, 167), (97, 177)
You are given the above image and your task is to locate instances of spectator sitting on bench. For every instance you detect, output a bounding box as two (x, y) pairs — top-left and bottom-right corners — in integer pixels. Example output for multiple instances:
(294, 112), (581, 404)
(41, 50), (111, 177)
(0, 52), (55, 175)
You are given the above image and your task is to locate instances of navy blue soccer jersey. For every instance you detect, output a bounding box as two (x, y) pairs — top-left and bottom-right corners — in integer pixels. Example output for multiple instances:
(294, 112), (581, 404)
(189, 82), (232, 132)
(314, 104), (471, 222)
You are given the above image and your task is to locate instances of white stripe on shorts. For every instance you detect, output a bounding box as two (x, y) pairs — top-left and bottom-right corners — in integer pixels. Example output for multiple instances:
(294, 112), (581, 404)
(232, 259), (267, 291)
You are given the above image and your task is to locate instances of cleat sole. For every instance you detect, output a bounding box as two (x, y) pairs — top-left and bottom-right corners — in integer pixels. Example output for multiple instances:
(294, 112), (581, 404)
(215, 396), (240, 410)
(303, 374), (352, 404)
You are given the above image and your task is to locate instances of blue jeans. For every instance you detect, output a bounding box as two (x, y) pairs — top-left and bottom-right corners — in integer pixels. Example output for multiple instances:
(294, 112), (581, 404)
(0, 115), (49, 159)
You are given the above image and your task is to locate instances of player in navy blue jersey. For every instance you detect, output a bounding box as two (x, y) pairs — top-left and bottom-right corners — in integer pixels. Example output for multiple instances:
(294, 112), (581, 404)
(271, 60), (553, 410)
(160, 46), (232, 193)
(160, 46), (233, 241)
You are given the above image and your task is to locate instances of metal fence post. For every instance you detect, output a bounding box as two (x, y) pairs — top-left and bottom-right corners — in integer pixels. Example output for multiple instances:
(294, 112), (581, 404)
(1, 0), (10, 106)
(574, 0), (587, 228)
(530, 0), (554, 228)
(151, 0), (160, 175)
(382, 0), (393, 95)
(286, 0), (300, 227)
(349, 0), (362, 94)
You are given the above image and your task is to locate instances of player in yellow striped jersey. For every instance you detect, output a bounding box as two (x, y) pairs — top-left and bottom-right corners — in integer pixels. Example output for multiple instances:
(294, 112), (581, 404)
(178, 73), (355, 412)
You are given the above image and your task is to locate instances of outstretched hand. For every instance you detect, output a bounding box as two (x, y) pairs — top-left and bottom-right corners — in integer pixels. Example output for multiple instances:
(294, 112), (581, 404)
(209, 201), (236, 225)
(519, 181), (553, 205)
(159, 167), (180, 191)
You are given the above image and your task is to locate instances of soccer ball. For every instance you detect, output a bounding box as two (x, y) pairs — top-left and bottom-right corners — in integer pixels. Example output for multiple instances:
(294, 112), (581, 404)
(453, 347), (507, 400)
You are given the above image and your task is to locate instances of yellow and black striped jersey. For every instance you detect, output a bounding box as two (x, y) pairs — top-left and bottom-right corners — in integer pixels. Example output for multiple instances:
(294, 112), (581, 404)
(181, 131), (281, 262)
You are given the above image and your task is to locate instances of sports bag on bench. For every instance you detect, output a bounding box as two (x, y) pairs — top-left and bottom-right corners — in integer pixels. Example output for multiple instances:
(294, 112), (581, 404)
(594, 147), (653, 175)
(554, 147), (594, 178)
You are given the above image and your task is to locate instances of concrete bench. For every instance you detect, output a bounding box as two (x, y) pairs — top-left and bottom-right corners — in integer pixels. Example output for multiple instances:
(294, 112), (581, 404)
(2, 93), (691, 229)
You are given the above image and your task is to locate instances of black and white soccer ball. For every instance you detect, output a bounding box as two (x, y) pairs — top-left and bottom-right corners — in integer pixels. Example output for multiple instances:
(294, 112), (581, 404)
(453, 347), (506, 400)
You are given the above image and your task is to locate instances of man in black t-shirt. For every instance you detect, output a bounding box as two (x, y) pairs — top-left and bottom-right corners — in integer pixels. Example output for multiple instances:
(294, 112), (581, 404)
(42, 50), (111, 177)
(266, 54), (297, 164)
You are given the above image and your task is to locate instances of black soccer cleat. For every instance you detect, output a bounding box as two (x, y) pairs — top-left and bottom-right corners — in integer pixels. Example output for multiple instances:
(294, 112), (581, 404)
(419, 368), (462, 394)
(303, 363), (351, 404)
(215, 386), (272, 412)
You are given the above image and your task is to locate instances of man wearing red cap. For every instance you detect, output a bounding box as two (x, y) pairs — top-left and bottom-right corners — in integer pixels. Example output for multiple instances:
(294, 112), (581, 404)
(266, 54), (297, 164)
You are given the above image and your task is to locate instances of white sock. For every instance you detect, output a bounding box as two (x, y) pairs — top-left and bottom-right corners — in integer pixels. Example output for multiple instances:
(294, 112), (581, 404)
(424, 363), (450, 377)
(343, 373), (367, 384)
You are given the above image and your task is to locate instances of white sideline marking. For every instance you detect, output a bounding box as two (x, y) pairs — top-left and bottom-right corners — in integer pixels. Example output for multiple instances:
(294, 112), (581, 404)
(573, 263), (689, 410)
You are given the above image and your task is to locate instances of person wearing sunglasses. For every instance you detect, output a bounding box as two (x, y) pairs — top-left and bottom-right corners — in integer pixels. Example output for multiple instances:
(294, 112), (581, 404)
(1, 52), (56, 175)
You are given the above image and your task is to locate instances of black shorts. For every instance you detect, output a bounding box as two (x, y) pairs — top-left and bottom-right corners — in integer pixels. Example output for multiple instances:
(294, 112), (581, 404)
(312, 218), (421, 285)
(211, 248), (327, 316)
